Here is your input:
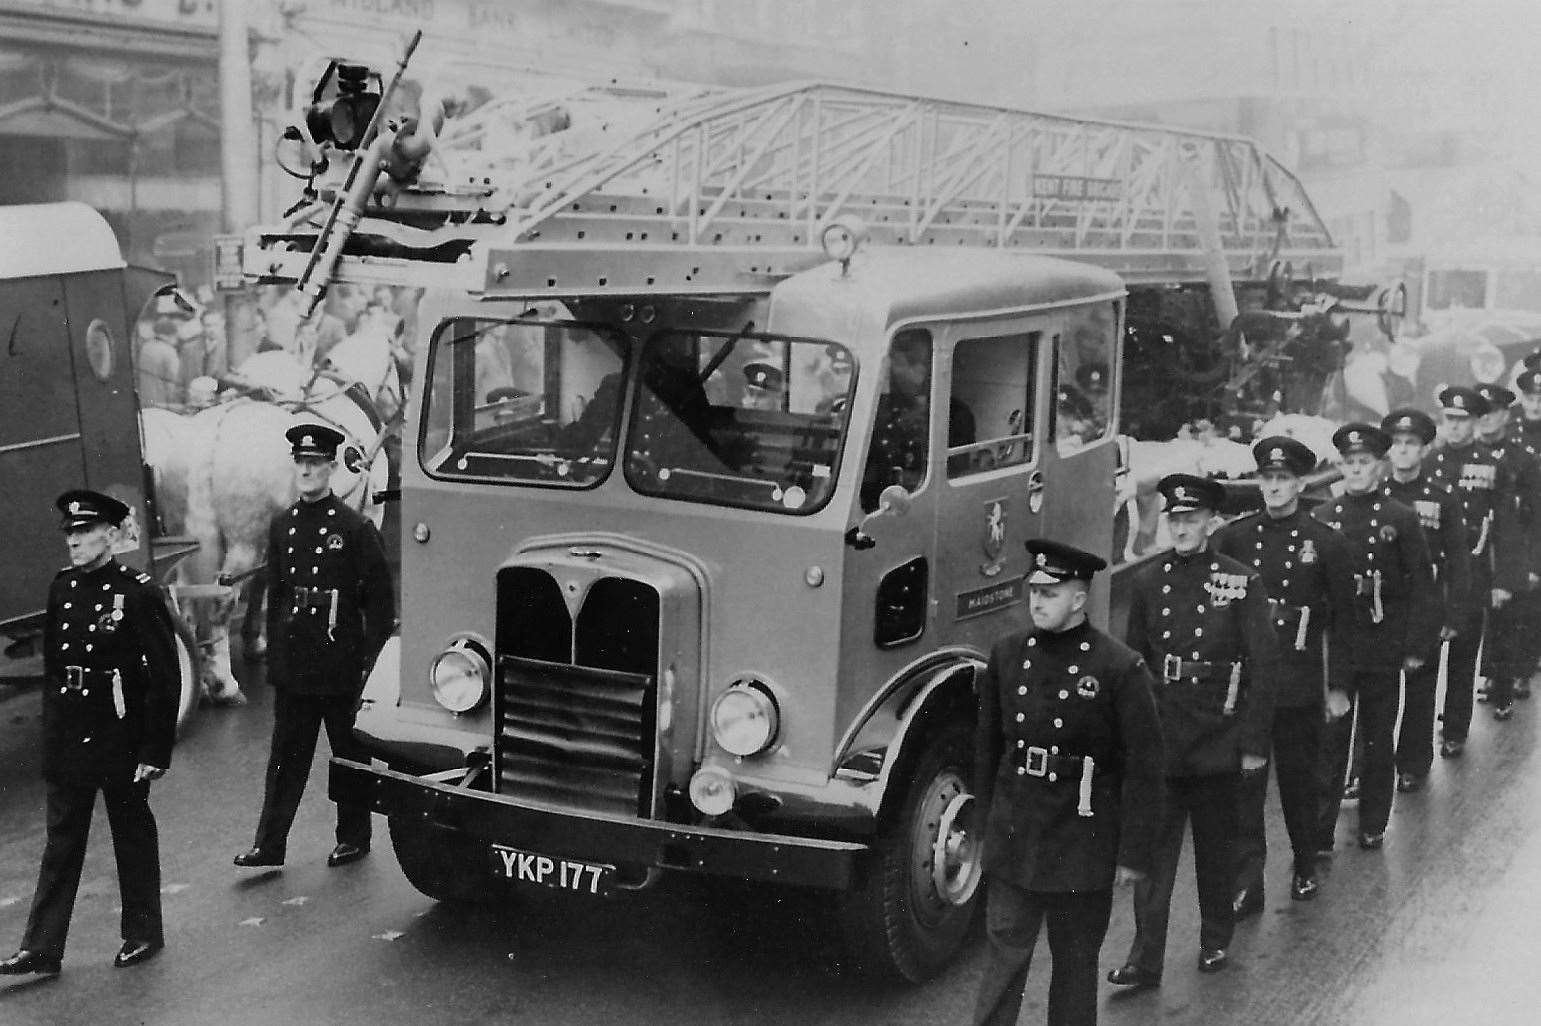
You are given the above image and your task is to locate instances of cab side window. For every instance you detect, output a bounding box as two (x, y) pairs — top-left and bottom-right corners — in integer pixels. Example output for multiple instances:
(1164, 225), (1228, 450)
(948, 332), (1036, 478)
(1055, 301), (1118, 454)
(860, 328), (934, 512)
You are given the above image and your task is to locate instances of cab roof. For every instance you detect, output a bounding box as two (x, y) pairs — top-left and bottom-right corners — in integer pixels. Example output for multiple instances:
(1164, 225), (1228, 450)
(776, 246), (1126, 331)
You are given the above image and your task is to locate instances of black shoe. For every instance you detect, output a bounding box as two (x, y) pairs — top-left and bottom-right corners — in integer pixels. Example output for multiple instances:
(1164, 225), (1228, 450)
(1494, 701), (1515, 721)
(1198, 948), (1229, 973)
(1107, 964), (1162, 989)
(1396, 772), (1424, 793)
(1439, 739), (1465, 759)
(1290, 873), (1319, 901)
(0, 949), (61, 977)
(1358, 831), (1385, 850)
(233, 847), (284, 868)
(1232, 886), (1264, 918)
(326, 842), (369, 867)
(1341, 776), (1360, 801)
(112, 940), (162, 969)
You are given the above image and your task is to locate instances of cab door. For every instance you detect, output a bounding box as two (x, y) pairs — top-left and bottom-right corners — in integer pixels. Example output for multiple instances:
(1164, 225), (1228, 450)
(934, 318), (1048, 651)
(1036, 299), (1123, 625)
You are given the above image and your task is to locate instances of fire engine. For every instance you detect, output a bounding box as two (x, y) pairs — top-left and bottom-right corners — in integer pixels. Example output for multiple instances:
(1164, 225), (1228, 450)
(245, 48), (1357, 980)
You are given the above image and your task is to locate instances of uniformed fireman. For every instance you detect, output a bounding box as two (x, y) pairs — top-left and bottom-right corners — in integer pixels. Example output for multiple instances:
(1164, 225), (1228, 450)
(1313, 424), (1438, 851)
(1426, 386), (1524, 757)
(1473, 383), (1541, 719)
(1213, 436), (1355, 909)
(971, 539), (1164, 1026)
(234, 423), (395, 869)
(1380, 408), (1472, 793)
(1505, 367), (1541, 701)
(0, 490), (181, 977)
(1109, 474), (1279, 986)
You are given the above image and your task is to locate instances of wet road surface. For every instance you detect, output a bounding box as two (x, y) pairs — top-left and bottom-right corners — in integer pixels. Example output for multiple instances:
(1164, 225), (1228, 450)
(3, 656), (1540, 1026)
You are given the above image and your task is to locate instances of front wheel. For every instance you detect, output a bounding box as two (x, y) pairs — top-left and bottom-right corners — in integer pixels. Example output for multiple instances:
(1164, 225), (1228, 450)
(836, 722), (983, 981)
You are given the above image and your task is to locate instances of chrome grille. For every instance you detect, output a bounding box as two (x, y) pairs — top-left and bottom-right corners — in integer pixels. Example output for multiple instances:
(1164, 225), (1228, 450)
(496, 657), (657, 816)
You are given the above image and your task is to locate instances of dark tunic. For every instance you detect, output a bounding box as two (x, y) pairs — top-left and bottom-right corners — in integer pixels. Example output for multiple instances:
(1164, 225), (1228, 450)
(1427, 439), (1524, 592)
(974, 620), (1165, 892)
(40, 559), (180, 785)
(1312, 492), (1439, 672)
(1382, 473), (1472, 631)
(1124, 547), (1280, 775)
(1213, 508), (1356, 707)
(265, 492), (395, 695)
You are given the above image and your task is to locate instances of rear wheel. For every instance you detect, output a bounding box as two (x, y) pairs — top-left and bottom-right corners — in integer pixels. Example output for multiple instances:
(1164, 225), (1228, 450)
(837, 722), (983, 981)
(389, 814), (494, 905)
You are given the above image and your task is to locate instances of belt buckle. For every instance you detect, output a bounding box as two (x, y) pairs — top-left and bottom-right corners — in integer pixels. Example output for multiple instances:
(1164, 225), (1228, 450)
(1024, 746), (1049, 777)
(65, 665), (85, 690)
(1162, 653), (1182, 682)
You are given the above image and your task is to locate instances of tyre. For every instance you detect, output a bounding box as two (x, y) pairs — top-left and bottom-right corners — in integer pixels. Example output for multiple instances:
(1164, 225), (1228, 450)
(171, 615), (199, 737)
(388, 814), (494, 905)
(836, 721), (983, 981)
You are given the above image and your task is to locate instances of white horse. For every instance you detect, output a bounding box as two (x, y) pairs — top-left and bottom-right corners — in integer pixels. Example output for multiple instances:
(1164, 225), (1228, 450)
(142, 353), (391, 704)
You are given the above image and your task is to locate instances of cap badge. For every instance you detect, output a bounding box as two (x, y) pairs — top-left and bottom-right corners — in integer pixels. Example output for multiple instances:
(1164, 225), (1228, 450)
(68, 501), (82, 515)
(1270, 447), (1284, 462)
(301, 434), (314, 447)
(1036, 552), (1048, 568)
(1348, 431), (1361, 444)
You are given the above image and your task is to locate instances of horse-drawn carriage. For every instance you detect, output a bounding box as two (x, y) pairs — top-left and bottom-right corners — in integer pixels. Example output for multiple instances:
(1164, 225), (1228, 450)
(0, 201), (398, 724)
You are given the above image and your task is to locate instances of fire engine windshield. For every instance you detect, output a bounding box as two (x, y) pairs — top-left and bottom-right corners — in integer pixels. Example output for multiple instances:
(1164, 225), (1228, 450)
(419, 315), (629, 488)
(623, 330), (854, 514)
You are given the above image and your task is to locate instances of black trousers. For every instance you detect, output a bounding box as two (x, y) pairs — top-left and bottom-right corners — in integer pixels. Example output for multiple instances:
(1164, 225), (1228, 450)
(1124, 772), (1237, 974)
(21, 779), (162, 959)
(1319, 671), (1400, 844)
(1399, 651), (1443, 778)
(972, 878), (1113, 1026)
(1443, 571), (1491, 742)
(1237, 703), (1322, 890)
(1484, 587), (1540, 705)
(252, 689), (371, 856)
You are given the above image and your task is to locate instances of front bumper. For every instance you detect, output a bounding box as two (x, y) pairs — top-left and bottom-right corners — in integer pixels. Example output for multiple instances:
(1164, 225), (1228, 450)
(329, 757), (867, 890)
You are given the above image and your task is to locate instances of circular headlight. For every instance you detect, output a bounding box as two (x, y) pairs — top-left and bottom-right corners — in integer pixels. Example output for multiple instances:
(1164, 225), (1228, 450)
(710, 682), (779, 757)
(429, 641), (489, 713)
(689, 767), (737, 816)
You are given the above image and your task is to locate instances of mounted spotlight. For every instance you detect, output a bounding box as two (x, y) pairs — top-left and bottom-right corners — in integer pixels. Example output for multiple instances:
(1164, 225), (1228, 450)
(304, 61), (383, 151)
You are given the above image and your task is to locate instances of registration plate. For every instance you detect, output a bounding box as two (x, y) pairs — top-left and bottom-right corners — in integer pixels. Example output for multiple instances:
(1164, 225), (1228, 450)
(489, 844), (613, 896)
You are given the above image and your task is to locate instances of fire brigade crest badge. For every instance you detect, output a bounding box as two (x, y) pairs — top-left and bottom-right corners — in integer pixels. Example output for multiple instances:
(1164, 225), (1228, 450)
(327, 534), (344, 551)
(979, 498), (1007, 576)
(1300, 539), (1317, 564)
(1380, 524), (1397, 542)
(1077, 675), (1100, 699)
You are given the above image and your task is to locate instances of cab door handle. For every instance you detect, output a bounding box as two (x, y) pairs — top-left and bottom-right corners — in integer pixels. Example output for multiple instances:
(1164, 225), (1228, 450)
(1026, 469), (1045, 513)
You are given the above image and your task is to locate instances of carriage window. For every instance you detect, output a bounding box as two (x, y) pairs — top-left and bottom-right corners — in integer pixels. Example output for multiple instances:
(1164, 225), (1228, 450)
(948, 332), (1036, 479)
(1055, 301), (1118, 454)
(418, 315), (628, 488)
(624, 330), (854, 515)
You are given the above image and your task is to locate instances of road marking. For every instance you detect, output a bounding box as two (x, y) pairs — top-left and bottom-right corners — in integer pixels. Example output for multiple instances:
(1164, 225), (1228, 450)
(239, 917), (265, 927)
(280, 896), (309, 906)
(372, 930), (405, 942)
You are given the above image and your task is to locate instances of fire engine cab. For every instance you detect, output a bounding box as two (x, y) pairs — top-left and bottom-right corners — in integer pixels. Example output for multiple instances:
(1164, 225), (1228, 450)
(247, 62), (1341, 979)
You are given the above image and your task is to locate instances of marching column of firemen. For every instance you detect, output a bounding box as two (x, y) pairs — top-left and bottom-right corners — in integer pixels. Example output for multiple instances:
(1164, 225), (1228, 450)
(972, 360), (1541, 1026)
